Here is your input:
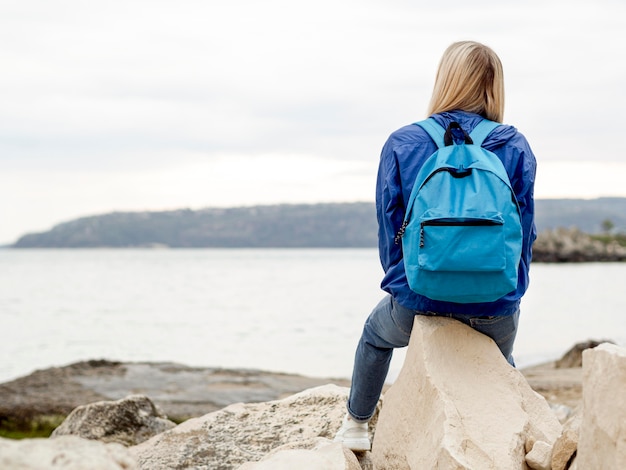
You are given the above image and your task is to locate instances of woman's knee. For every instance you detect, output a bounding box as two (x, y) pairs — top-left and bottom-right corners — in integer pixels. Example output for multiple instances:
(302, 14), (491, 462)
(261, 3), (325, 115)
(362, 296), (413, 349)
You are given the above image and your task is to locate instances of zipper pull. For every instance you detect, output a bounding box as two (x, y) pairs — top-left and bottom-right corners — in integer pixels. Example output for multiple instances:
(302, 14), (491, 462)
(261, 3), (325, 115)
(394, 219), (408, 245)
(419, 225), (425, 248)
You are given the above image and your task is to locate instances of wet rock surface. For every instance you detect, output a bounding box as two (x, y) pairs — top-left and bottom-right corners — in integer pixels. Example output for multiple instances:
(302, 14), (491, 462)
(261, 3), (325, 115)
(0, 360), (350, 429)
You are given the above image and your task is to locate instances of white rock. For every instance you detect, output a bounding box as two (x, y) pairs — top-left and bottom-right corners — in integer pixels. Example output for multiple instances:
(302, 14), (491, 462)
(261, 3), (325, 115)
(526, 440), (553, 470)
(371, 316), (562, 470)
(0, 435), (137, 470)
(577, 342), (626, 469)
(131, 384), (352, 469)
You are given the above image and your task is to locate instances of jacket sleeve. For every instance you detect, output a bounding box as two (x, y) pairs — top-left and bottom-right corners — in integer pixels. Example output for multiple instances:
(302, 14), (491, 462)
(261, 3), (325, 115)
(509, 135), (537, 252)
(505, 133), (537, 297)
(376, 139), (405, 274)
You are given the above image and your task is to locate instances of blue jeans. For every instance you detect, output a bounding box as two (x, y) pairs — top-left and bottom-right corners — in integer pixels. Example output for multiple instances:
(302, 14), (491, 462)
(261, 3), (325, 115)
(346, 295), (520, 422)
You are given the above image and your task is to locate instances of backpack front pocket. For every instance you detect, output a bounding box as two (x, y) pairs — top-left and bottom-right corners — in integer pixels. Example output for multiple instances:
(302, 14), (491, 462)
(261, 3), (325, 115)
(417, 215), (506, 272)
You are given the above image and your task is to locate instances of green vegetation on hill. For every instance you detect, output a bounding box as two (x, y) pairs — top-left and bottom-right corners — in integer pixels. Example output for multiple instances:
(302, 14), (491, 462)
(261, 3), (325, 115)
(591, 233), (626, 248)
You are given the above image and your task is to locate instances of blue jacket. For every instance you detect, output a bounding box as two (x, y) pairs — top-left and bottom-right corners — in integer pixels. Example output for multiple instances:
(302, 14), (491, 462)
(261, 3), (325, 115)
(376, 110), (537, 316)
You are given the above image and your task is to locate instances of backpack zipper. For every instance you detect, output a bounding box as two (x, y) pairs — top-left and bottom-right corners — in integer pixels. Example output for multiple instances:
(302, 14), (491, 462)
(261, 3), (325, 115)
(419, 219), (502, 248)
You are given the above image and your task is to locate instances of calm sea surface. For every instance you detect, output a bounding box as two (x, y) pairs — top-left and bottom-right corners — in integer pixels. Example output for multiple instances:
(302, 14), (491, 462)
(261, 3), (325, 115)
(1, 249), (624, 383)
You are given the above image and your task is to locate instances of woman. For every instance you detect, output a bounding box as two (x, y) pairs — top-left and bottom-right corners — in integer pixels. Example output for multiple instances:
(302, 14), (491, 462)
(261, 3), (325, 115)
(334, 41), (537, 451)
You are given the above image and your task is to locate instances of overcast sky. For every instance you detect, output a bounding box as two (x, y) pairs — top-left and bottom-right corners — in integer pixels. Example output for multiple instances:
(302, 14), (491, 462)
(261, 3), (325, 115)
(1, 0), (625, 244)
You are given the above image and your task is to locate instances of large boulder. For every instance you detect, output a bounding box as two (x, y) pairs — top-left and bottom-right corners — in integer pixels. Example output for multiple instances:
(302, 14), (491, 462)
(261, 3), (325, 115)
(0, 435), (137, 470)
(371, 316), (562, 470)
(130, 384), (355, 469)
(51, 394), (176, 446)
(577, 342), (626, 468)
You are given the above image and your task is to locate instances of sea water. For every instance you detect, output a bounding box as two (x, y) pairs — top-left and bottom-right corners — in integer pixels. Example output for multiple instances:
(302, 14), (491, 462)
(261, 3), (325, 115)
(1, 249), (624, 383)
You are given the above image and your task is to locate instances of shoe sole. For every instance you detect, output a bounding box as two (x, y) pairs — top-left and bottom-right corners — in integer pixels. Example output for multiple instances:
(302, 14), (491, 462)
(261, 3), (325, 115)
(337, 437), (371, 452)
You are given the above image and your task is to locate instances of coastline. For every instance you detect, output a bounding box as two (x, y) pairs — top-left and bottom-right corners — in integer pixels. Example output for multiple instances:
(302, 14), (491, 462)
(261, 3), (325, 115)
(0, 353), (582, 438)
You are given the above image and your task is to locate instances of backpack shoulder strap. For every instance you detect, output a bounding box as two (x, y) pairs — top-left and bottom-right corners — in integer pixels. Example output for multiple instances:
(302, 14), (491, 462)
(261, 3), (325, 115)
(469, 119), (500, 146)
(415, 118), (445, 148)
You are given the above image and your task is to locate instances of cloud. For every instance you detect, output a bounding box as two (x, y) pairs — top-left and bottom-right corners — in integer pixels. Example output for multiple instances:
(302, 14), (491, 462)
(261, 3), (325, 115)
(0, 152), (377, 243)
(535, 161), (626, 199)
(1, 0), (625, 243)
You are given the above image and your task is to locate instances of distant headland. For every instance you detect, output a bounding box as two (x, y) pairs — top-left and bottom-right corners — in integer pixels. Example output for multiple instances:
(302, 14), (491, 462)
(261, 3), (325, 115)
(9, 198), (626, 261)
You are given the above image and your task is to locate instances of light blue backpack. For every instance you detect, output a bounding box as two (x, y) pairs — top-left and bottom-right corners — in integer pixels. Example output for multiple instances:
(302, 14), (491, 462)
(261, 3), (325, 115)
(398, 118), (523, 303)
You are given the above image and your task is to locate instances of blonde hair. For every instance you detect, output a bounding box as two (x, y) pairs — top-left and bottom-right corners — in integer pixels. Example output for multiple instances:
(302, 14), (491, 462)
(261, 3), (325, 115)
(427, 41), (505, 123)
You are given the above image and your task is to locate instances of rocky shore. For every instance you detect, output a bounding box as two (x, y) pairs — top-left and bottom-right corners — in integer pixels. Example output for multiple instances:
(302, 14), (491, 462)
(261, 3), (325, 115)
(0, 352), (585, 438)
(0, 336), (622, 469)
(0, 360), (351, 435)
(533, 227), (626, 262)
(0, 350), (586, 435)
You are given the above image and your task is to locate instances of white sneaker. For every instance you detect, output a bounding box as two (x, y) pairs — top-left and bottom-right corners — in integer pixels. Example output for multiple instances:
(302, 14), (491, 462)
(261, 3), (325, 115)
(333, 414), (371, 451)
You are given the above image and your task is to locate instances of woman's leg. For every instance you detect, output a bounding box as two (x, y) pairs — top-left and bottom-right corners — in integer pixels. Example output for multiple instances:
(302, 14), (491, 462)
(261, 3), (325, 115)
(346, 295), (416, 421)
